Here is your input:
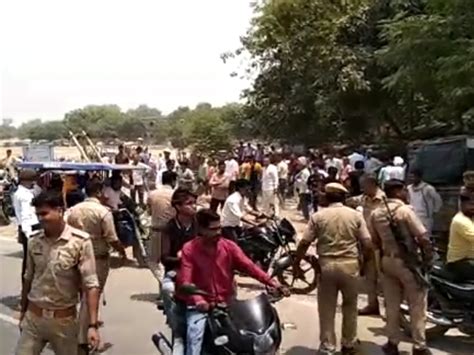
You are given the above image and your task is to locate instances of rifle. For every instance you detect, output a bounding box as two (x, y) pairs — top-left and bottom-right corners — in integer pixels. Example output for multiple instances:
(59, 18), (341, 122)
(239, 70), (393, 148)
(382, 197), (430, 288)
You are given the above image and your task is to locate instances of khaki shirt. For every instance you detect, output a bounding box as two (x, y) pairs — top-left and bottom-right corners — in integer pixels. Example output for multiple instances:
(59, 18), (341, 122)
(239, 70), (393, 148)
(302, 203), (371, 259)
(67, 197), (118, 256)
(24, 224), (99, 309)
(360, 188), (385, 225)
(147, 185), (175, 228)
(369, 198), (427, 255)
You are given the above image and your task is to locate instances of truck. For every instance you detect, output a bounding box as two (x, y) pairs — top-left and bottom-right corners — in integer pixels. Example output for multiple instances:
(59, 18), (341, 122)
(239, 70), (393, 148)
(408, 135), (474, 252)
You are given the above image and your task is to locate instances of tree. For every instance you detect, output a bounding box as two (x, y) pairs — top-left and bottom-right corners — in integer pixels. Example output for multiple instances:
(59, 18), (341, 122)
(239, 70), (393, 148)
(0, 121), (17, 139)
(227, 0), (473, 146)
(378, 0), (474, 133)
(17, 120), (65, 141)
(64, 105), (126, 137)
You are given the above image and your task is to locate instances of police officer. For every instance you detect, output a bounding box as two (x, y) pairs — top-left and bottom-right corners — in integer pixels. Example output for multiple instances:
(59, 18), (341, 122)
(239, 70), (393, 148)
(16, 190), (100, 355)
(357, 174), (385, 315)
(67, 179), (126, 353)
(293, 183), (372, 355)
(369, 179), (433, 355)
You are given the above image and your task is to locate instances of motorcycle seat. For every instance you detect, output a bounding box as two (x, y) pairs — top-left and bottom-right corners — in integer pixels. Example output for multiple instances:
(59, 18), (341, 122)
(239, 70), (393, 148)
(431, 264), (458, 281)
(431, 264), (474, 301)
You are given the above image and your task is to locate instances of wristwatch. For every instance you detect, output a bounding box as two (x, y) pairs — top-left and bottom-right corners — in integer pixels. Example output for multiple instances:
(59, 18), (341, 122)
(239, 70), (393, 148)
(88, 323), (99, 329)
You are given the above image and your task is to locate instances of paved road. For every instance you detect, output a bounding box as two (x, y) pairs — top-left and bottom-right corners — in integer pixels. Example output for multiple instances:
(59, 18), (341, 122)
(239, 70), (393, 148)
(0, 225), (472, 355)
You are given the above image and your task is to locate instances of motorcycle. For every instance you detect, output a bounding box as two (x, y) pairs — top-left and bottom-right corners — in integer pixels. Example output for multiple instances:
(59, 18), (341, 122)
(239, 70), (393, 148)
(400, 261), (474, 339)
(153, 284), (284, 355)
(113, 192), (150, 266)
(237, 217), (320, 294)
(0, 176), (16, 223)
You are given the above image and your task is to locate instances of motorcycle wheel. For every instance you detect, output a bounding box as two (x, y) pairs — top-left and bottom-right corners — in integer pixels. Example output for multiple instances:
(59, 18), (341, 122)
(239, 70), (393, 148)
(276, 253), (319, 295)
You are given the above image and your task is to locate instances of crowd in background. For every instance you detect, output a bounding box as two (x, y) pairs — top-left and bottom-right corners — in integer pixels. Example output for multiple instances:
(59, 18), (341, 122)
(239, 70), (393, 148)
(98, 141), (443, 233)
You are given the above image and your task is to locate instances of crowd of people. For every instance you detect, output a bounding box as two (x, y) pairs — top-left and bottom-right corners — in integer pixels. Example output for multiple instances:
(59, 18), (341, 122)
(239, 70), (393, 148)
(4, 141), (474, 355)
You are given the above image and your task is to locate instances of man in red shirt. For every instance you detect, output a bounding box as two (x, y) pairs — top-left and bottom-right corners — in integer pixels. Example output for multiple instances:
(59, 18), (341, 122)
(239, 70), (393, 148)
(177, 208), (288, 355)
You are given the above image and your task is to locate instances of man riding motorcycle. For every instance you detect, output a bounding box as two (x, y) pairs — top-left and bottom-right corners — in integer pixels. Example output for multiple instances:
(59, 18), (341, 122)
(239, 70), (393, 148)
(446, 188), (474, 281)
(175, 208), (290, 355)
(160, 187), (198, 354)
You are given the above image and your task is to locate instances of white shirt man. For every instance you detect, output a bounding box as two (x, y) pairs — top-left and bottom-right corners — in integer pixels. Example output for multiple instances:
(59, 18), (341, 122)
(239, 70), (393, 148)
(325, 156), (343, 172)
(408, 177), (443, 237)
(225, 158), (240, 181)
(13, 172), (39, 281)
(221, 191), (251, 228)
(295, 166), (311, 194)
(364, 154), (383, 174)
(348, 151), (365, 168)
(261, 161), (279, 216)
(13, 184), (38, 238)
(277, 160), (289, 181)
(379, 157), (406, 186)
(134, 161), (153, 184)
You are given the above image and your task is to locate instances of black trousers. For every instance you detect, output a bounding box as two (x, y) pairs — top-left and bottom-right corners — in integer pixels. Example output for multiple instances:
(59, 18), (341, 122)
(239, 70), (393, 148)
(18, 228), (28, 282)
(447, 258), (474, 281)
(210, 198), (225, 213)
(222, 226), (242, 242)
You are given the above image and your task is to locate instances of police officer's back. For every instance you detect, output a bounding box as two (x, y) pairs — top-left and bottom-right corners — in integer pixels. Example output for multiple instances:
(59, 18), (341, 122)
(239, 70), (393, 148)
(369, 179), (433, 355)
(293, 183), (372, 355)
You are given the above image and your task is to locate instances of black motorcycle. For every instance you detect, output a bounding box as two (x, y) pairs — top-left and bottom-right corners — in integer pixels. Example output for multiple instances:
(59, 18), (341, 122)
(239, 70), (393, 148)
(0, 179), (16, 220)
(237, 217), (319, 295)
(113, 193), (149, 266)
(153, 284), (284, 355)
(400, 261), (474, 339)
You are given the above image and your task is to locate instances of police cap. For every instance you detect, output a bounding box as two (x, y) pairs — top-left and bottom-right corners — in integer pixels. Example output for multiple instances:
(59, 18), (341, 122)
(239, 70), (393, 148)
(324, 182), (348, 194)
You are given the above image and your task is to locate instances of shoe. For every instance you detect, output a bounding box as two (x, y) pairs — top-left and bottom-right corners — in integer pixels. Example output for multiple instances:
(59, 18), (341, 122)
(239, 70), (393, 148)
(412, 348), (432, 355)
(341, 346), (358, 355)
(358, 305), (380, 316)
(382, 342), (399, 355)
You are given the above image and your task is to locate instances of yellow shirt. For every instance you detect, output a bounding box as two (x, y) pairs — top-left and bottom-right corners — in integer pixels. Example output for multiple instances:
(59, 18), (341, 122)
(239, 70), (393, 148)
(447, 212), (474, 263)
(240, 162), (262, 180)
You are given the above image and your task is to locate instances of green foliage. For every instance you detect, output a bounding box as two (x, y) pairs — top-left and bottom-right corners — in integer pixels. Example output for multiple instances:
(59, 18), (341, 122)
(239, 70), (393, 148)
(17, 120), (66, 141)
(378, 0), (474, 132)
(227, 0), (474, 145)
(0, 124), (17, 139)
(11, 103), (248, 153)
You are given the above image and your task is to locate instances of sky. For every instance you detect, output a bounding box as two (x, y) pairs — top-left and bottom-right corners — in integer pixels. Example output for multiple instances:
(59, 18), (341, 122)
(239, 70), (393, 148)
(0, 0), (254, 124)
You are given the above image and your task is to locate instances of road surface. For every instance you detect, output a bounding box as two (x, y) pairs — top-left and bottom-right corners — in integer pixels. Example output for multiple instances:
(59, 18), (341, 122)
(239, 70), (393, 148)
(0, 223), (472, 355)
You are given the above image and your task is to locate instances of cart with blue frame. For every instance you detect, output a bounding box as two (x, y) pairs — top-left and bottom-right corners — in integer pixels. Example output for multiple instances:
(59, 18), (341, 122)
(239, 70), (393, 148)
(17, 161), (150, 266)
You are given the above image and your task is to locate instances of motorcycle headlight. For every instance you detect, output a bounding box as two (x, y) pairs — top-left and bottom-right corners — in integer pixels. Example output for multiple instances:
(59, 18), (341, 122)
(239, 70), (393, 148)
(252, 321), (277, 354)
(253, 333), (274, 354)
(214, 335), (229, 346)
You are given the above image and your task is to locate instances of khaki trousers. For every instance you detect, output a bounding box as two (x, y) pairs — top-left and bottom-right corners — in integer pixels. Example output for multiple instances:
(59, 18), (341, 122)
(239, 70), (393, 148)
(362, 251), (379, 307)
(16, 311), (78, 355)
(148, 229), (164, 285)
(318, 258), (359, 353)
(382, 256), (427, 349)
(78, 258), (109, 345)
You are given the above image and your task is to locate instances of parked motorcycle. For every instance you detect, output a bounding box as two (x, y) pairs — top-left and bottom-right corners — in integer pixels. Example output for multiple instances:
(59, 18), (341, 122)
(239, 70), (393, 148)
(153, 284), (284, 355)
(237, 217), (319, 294)
(400, 261), (474, 339)
(0, 175), (16, 222)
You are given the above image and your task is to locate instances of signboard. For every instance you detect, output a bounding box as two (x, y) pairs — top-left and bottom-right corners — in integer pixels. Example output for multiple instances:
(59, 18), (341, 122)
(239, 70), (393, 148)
(22, 145), (54, 162)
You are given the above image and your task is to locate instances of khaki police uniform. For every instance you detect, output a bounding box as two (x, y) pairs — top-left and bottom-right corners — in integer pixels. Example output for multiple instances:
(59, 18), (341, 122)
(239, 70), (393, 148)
(358, 188), (385, 308)
(302, 202), (371, 354)
(146, 185), (175, 282)
(67, 197), (118, 345)
(369, 198), (429, 350)
(15, 225), (99, 355)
